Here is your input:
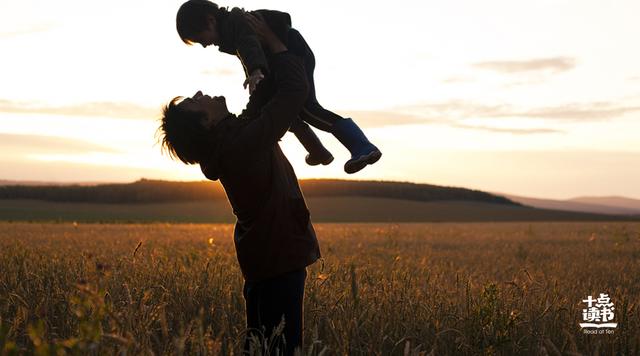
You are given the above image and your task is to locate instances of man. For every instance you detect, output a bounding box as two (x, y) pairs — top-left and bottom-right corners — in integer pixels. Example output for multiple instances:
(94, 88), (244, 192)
(157, 15), (321, 355)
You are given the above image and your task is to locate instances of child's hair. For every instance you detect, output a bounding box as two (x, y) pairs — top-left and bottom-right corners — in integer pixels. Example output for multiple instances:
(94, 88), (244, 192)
(157, 97), (210, 164)
(176, 0), (225, 45)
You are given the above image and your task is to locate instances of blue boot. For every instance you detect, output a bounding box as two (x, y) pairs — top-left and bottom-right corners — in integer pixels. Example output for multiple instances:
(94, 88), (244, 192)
(331, 118), (382, 174)
(291, 122), (334, 166)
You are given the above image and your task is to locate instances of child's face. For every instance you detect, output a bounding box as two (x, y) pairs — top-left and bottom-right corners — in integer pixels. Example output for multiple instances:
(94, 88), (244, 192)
(191, 15), (220, 48)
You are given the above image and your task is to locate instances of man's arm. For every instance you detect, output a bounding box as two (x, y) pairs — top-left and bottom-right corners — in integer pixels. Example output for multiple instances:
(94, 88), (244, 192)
(227, 52), (309, 155)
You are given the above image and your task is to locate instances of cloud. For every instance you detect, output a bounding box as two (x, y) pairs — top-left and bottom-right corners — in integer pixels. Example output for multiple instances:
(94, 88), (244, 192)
(335, 99), (638, 132)
(441, 76), (475, 84)
(403, 101), (508, 119)
(473, 57), (577, 74)
(0, 133), (119, 154)
(0, 158), (172, 183)
(0, 24), (57, 38)
(517, 103), (640, 120)
(0, 99), (158, 119)
(202, 68), (236, 76)
(340, 107), (565, 135)
(340, 110), (433, 128)
(401, 100), (640, 122)
(502, 77), (550, 88)
(452, 124), (564, 135)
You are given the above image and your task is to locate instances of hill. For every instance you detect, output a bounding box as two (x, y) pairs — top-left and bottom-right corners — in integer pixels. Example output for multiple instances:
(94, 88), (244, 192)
(568, 196), (640, 212)
(0, 180), (107, 186)
(0, 179), (637, 223)
(0, 178), (517, 205)
(504, 193), (640, 216)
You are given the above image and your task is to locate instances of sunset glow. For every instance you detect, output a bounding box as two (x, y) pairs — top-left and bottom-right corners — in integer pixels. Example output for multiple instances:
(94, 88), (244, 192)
(1, 0), (639, 198)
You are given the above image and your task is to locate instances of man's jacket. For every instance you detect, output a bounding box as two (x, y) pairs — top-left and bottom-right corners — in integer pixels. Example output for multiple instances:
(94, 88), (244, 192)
(216, 7), (292, 77)
(199, 53), (321, 282)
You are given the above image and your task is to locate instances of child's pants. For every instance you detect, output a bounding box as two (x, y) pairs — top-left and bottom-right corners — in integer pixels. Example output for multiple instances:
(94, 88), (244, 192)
(242, 267), (307, 356)
(286, 29), (345, 133)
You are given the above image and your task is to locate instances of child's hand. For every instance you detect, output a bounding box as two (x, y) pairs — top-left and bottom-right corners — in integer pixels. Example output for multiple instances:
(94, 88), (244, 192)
(243, 69), (264, 94)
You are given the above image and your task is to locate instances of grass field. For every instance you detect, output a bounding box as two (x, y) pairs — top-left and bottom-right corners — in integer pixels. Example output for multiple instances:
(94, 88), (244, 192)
(1, 222), (639, 355)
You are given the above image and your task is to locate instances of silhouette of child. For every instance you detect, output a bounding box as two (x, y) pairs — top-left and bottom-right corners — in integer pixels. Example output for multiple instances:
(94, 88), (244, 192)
(176, 0), (381, 174)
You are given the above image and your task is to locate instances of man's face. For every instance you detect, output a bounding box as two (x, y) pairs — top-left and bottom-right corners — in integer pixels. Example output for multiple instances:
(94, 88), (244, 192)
(181, 91), (229, 129)
(190, 15), (220, 48)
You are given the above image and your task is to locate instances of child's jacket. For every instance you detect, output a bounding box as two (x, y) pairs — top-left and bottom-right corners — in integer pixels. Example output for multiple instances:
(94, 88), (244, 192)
(216, 7), (292, 77)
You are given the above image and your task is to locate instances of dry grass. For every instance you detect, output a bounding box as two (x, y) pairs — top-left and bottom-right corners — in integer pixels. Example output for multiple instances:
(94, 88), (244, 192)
(0, 222), (639, 355)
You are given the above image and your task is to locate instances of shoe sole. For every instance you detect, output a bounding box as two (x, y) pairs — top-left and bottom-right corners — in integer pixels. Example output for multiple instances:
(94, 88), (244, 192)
(344, 149), (382, 174)
(307, 155), (335, 166)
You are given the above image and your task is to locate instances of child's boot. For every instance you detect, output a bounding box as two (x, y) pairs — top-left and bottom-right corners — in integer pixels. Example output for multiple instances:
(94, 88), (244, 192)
(292, 123), (334, 166)
(331, 118), (382, 174)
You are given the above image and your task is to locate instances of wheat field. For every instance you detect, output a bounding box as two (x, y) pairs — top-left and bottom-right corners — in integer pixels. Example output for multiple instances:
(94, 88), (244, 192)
(0, 222), (639, 355)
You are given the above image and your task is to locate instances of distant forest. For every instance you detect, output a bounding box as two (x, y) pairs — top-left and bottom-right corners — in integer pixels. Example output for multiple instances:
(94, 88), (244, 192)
(0, 179), (519, 205)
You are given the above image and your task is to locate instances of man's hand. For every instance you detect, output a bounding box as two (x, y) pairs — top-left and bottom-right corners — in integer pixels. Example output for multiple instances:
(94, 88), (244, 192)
(244, 12), (286, 53)
(243, 68), (264, 94)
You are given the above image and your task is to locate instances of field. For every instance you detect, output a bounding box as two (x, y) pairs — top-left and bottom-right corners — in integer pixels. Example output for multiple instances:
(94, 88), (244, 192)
(1, 222), (639, 355)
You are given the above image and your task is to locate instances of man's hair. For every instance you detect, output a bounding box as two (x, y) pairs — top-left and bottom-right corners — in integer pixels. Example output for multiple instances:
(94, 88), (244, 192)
(176, 0), (223, 45)
(157, 97), (211, 164)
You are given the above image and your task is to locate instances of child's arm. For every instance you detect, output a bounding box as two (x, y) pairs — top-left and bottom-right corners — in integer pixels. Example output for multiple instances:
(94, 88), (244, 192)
(227, 9), (269, 91)
(228, 53), (308, 154)
(226, 18), (307, 154)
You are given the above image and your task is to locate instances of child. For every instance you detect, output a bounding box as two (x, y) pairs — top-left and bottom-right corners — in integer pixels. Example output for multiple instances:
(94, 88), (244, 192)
(176, 0), (382, 174)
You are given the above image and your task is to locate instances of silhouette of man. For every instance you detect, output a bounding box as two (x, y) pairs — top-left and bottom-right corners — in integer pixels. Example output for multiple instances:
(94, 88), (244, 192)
(158, 15), (321, 355)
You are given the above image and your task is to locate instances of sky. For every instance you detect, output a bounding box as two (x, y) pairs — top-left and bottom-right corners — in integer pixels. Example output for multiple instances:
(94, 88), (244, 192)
(1, 0), (639, 199)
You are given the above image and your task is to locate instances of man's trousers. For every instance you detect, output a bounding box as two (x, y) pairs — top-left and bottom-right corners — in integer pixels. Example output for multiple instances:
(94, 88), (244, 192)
(242, 267), (307, 355)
